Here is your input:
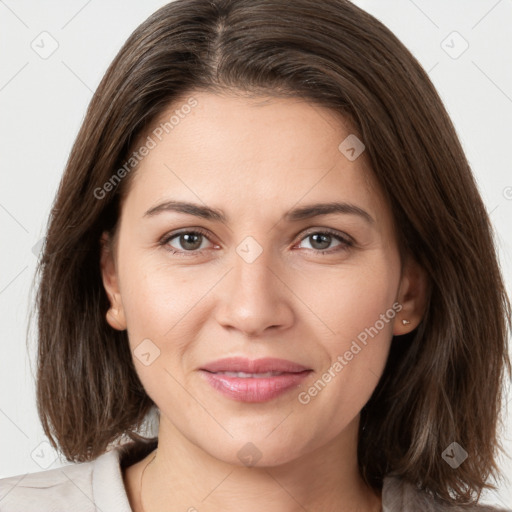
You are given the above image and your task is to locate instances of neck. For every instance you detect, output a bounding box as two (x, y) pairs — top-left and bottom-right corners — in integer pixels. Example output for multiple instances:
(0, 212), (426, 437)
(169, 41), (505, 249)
(126, 415), (381, 512)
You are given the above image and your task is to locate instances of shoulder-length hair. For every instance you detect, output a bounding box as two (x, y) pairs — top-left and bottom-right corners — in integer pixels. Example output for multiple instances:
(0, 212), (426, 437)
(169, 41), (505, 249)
(33, 0), (511, 505)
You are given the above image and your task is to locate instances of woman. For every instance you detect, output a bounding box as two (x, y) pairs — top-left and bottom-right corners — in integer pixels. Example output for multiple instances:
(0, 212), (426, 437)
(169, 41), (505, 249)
(1, 0), (510, 510)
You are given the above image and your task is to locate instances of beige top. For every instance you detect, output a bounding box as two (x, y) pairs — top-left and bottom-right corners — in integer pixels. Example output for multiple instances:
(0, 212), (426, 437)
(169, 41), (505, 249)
(0, 441), (510, 511)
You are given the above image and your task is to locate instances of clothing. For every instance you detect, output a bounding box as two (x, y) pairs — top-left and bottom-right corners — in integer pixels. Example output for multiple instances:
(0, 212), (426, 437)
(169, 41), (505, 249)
(0, 441), (510, 511)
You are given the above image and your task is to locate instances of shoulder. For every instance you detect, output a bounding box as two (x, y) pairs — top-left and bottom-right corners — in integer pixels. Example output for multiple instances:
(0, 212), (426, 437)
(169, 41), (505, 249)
(382, 475), (512, 512)
(0, 447), (132, 512)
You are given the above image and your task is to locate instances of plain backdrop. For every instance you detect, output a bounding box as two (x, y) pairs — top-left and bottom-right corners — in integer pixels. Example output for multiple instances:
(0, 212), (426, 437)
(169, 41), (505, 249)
(1, 0), (511, 508)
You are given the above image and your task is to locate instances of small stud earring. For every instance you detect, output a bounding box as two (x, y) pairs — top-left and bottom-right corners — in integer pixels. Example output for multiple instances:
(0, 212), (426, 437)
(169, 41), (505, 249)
(402, 319), (411, 325)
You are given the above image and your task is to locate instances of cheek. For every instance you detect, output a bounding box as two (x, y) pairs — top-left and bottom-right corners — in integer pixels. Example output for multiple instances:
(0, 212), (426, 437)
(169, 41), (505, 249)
(118, 249), (197, 338)
(116, 257), (201, 403)
(292, 253), (399, 410)
(297, 252), (400, 344)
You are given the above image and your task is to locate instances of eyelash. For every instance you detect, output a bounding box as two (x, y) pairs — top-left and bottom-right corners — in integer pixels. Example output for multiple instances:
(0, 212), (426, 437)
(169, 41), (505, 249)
(158, 227), (354, 257)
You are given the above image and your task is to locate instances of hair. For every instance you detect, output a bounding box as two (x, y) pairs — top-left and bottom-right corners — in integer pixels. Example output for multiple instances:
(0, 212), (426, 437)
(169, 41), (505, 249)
(32, 0), (511, 505)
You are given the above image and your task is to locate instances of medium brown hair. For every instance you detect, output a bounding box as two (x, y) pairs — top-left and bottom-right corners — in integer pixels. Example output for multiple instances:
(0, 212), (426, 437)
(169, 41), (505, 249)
(33, 0), (511, 505)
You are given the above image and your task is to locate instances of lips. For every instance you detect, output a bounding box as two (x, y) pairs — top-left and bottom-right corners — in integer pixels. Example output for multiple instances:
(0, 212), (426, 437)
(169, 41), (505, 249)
(200, 357), (310, 374)
(199, 357), (312, 402)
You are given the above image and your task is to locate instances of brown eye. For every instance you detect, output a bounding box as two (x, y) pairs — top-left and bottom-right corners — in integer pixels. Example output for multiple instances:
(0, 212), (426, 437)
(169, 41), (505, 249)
(297, 230), (353, 254)
(160, 228), (214, 255)
(308, 233), (334, 250)
(174, 232), (203, 251)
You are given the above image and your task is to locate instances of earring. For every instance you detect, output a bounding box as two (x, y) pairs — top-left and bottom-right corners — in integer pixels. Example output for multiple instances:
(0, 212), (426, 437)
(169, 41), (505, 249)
(402, 319), (411, 325)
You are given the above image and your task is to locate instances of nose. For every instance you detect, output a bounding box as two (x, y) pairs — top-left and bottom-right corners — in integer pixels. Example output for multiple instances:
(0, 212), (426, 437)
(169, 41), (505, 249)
(214, 242), (294, 338)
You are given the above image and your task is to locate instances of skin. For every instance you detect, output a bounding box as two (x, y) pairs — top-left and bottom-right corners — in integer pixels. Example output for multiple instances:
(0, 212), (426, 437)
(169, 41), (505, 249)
(101, 90), (427, 512)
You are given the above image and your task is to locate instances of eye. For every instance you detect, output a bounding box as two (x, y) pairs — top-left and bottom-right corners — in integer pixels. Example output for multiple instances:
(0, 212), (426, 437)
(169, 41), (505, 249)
(295, 229), (353, 254)
(160, 228), (216, 256)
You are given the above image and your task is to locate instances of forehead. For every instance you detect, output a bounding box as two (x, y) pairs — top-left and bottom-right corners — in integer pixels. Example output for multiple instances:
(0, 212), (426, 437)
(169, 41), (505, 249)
(121, 90), (388, 226)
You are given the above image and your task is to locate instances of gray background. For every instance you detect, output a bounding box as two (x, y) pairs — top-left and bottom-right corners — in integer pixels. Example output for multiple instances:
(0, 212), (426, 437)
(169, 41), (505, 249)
(1, 0), (511, 507)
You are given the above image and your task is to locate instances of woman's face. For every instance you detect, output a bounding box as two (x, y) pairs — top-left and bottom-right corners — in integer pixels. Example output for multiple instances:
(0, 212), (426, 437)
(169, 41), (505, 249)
(102, 91), (418, 466)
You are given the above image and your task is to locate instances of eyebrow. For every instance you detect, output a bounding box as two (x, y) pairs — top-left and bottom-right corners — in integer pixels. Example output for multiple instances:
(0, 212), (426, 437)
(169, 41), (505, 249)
(143, 200), (374, 224)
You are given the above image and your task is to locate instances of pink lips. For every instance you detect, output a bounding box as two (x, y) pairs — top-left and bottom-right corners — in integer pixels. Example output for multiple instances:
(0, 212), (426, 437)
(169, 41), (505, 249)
(199, 357), (312, 402)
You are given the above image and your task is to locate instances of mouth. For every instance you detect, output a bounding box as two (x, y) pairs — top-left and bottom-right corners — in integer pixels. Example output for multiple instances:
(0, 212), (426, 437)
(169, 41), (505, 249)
(199, 357), (313, 402)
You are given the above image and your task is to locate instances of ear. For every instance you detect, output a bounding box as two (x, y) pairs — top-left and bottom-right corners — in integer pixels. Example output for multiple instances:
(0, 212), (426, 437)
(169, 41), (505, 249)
(100, 231), (127, 331)
(393, 256), (428, 336)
